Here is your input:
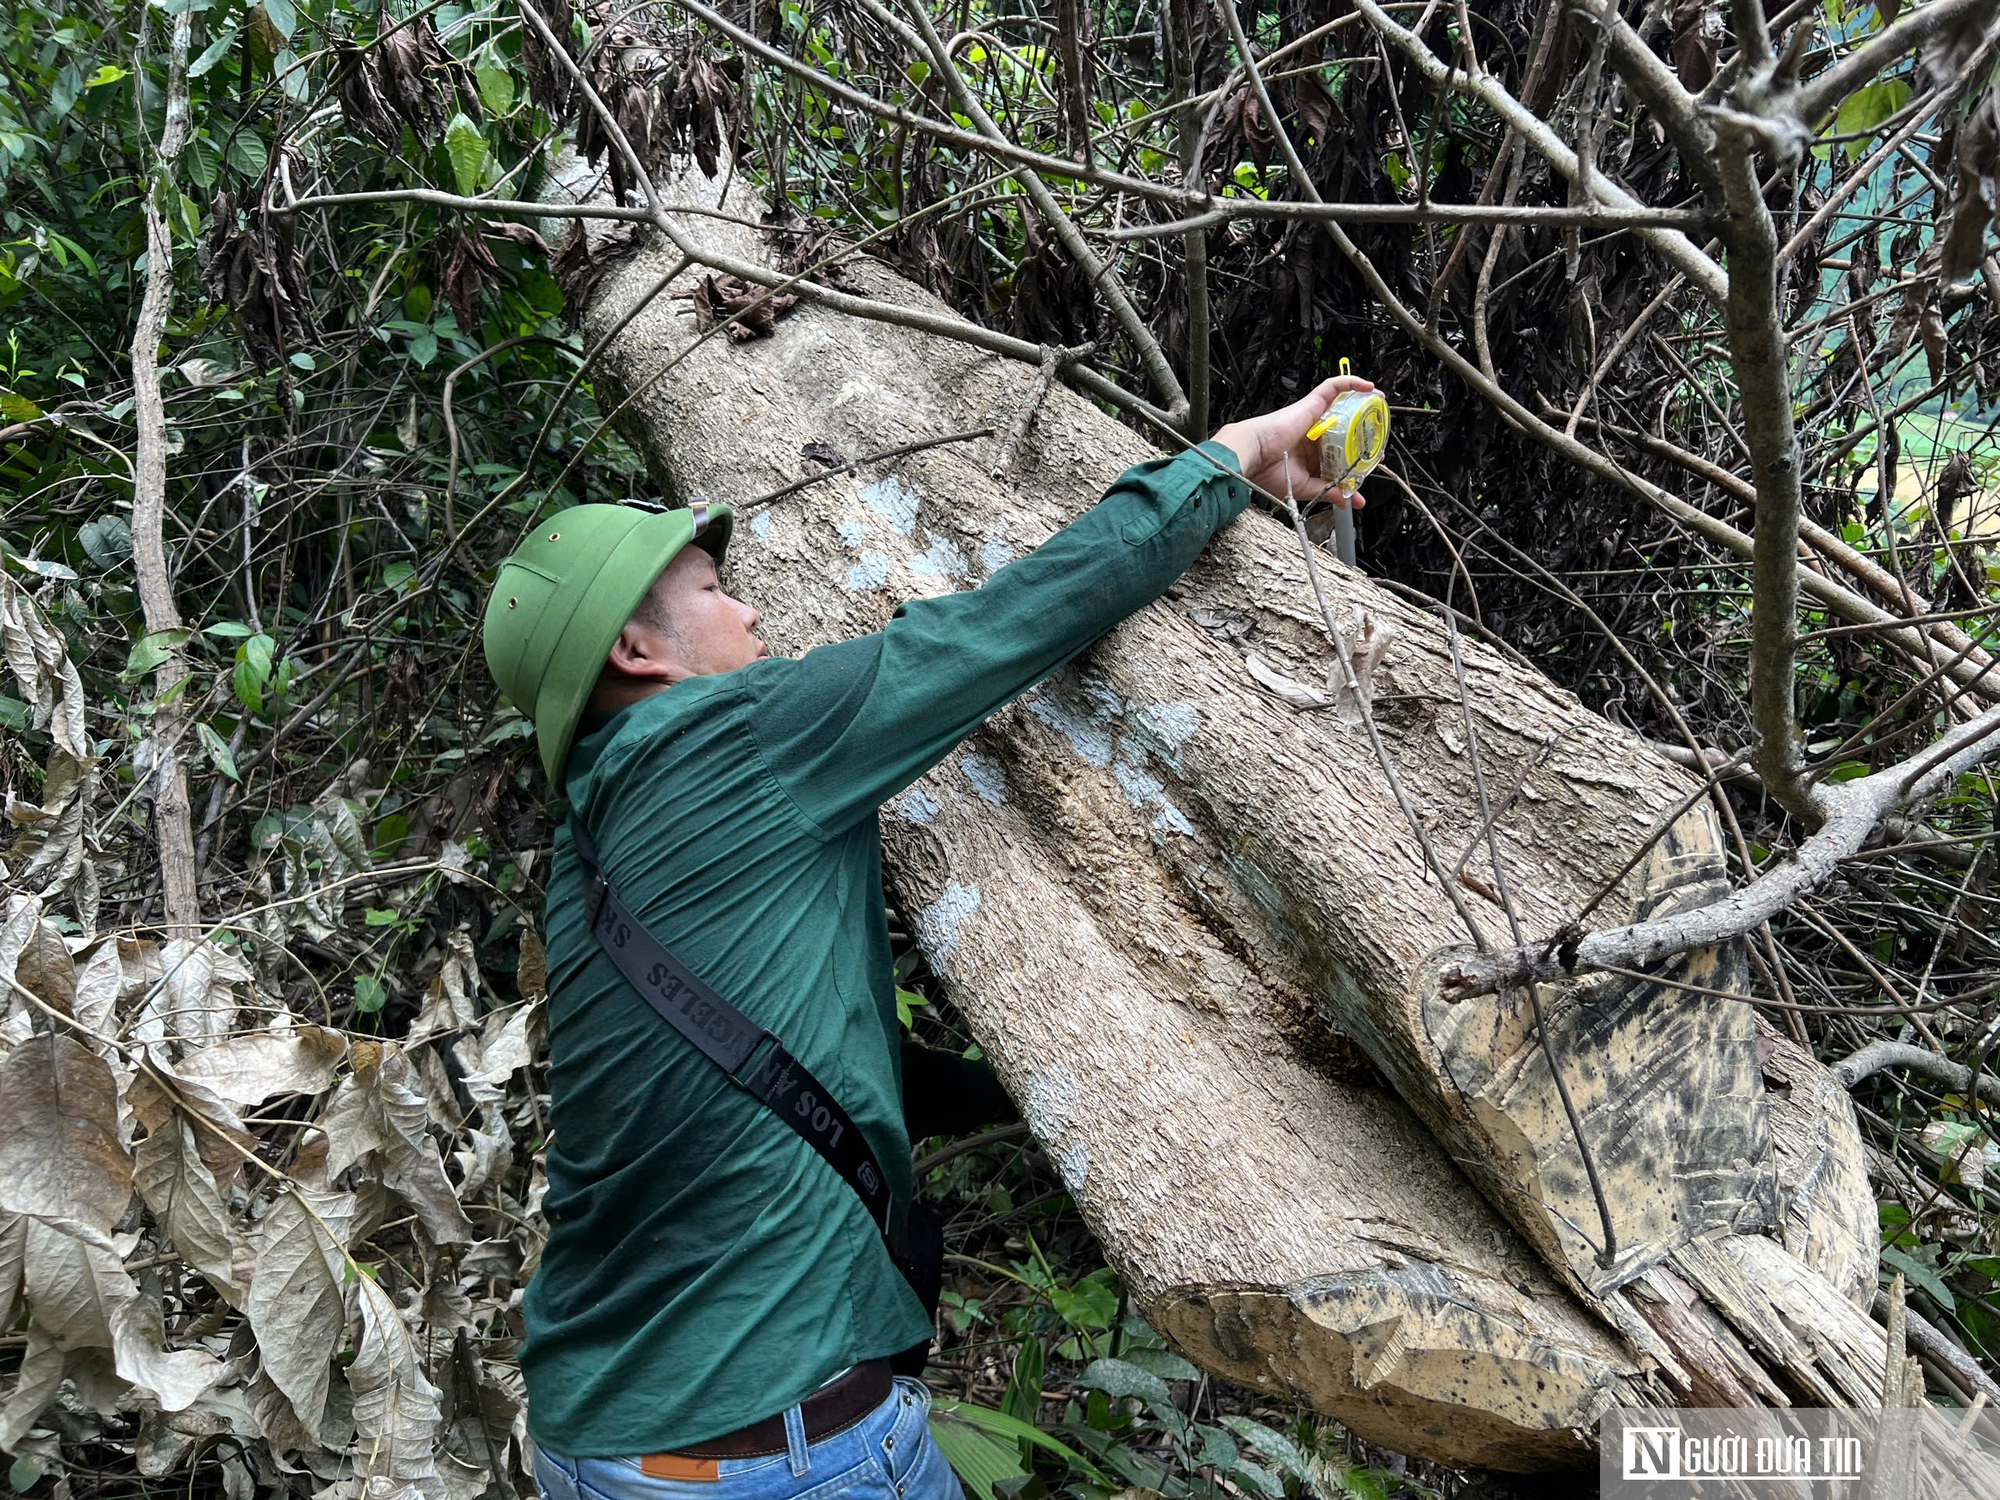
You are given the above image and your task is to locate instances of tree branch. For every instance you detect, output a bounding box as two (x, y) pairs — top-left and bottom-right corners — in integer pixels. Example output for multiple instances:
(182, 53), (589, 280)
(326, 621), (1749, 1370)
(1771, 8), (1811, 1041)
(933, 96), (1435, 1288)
(1437, 700), (2000, 1000)
(1789, 0), (1999, 125)
(875, 0), (1187, 420)
(1349, 0), (1728, 302)
(1713, 117), (1813, 817)
(130, 3), (200, 941)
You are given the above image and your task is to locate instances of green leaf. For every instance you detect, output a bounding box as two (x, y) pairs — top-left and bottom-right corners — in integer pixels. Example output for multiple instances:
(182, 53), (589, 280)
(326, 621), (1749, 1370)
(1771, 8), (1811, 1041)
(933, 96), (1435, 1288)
(197, 721), (239, 781)
(189, 26), (239, 78)
(50, 61), (84, 117)
(87, 63), (130, 88)
(408, 329), (439, 367)
(354, 975), (388, 1013)
(203, 620), (257, 638)
(1197, 1423), (1239, 1472)
(126, 626), (191, 677)
(373, 812), (410, 856)
(225, 131), (268, 178)
(932, 1400), (1097, 1468)
(1882, 1245), (1957, 1312)
(1002, 1337), (1044, 1425)
(251, 814), (286, 849)
(1077, 1357), (1173, 1408)
(477, 59), (515, 115)
(184, 137), (218, 189)
(364, 907), (401, 926)
(9, 1458), (44, 1493)
(234, 632), (275, 713)
(928, 1408), (1029, 1500)
(1116, 1346), (1202, 1381)
(1221, 1416), (1315, 1481)
(0, 390), (45, 421)
(274, 48), (311, 101)
(895, 985), (930, 1028)
(1333, 1468), (1395, 1500)
(1834, 78), (1911, 159)
(383, 559), (415, 591)
(261, 0), (296, 40)
(445, 113), (487, 197)
(1050, 1267), (1118, 1331)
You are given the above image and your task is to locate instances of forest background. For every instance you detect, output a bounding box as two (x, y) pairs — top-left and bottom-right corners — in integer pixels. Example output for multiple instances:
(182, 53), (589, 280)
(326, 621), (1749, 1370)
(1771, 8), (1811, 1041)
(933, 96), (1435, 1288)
(3, 0), (2000, 1490)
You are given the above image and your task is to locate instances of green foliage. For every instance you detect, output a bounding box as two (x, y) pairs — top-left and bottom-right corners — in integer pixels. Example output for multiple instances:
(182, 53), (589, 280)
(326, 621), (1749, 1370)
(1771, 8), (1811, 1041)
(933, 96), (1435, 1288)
(1834, 78), (1912, 160)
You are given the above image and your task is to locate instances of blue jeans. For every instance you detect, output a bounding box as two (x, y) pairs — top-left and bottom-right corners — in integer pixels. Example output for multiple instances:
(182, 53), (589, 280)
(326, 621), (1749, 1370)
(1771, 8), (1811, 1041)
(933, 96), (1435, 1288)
(533, 1378), (962, 1500)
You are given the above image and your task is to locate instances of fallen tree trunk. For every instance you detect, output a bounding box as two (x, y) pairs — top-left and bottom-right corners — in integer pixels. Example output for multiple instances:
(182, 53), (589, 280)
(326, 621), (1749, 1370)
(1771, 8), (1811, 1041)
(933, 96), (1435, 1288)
(547, 163), (1889, 1470)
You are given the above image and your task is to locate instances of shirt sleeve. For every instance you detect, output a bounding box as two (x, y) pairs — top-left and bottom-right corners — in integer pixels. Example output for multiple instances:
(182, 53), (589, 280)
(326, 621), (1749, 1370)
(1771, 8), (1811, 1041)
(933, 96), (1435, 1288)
(748, 441), (1251, 834)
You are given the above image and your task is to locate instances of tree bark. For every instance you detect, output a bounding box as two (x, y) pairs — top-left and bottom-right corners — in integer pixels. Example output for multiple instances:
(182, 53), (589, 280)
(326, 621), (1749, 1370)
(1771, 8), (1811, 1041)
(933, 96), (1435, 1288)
(556, 165), (1888, 1470)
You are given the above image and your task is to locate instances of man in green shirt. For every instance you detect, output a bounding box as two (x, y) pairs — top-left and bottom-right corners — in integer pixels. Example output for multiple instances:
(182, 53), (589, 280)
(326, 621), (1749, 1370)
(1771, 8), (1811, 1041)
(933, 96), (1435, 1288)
(482, 375), (1370, 1500)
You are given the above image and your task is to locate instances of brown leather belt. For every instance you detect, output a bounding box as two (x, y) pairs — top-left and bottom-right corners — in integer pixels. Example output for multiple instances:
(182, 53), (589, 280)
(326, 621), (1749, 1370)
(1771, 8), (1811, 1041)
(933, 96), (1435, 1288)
(651, 1360), (894, 1466)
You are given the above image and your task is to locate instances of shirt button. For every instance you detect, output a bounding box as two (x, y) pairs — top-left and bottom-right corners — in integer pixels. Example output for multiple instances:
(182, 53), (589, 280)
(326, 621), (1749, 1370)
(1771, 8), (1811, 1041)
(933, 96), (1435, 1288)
(885, 1437), (895, 1451)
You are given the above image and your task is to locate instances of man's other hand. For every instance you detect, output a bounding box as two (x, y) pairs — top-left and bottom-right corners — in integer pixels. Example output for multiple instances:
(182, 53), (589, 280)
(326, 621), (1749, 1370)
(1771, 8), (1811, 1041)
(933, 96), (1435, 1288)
(1210, 373), (1377, 510)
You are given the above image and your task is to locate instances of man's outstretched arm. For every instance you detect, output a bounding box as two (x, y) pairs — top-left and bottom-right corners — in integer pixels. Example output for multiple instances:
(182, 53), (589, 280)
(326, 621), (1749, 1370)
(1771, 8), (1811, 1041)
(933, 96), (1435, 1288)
(751, 377), (1371, 834)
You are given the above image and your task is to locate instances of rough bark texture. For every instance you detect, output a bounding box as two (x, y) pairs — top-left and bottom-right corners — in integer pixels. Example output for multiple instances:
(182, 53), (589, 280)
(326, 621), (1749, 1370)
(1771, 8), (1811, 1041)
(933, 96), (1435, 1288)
(557, 164), (1886, 1470)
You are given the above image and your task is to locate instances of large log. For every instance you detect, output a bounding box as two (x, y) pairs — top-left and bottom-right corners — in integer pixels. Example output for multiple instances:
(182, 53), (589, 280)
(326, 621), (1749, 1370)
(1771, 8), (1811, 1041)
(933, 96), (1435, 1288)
(547, 163), (1887, 1470)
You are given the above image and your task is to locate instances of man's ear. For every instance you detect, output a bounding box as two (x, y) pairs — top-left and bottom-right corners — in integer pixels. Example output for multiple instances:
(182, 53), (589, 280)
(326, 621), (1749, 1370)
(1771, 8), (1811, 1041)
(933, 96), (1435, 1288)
(605, 620), (680, 680)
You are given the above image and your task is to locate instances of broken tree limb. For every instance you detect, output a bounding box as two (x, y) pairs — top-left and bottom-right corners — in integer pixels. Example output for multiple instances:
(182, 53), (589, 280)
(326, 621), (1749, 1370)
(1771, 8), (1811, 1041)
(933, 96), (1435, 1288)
(552, 163), (1887, 1469)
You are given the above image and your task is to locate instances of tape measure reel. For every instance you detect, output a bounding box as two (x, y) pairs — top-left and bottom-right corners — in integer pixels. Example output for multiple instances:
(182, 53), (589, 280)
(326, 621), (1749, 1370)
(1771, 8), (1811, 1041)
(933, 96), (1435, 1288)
(1305, 359), (1390, 490)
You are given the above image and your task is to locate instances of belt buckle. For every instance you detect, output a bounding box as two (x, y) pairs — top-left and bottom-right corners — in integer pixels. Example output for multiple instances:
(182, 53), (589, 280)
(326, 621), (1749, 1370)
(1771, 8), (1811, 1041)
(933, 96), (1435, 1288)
(641, 1454), (720, 1482)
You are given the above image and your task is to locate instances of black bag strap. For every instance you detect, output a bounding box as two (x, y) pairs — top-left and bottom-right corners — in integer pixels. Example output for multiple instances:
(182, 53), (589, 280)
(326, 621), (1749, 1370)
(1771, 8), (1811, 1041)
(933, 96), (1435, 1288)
(568, 818), (901, 1245)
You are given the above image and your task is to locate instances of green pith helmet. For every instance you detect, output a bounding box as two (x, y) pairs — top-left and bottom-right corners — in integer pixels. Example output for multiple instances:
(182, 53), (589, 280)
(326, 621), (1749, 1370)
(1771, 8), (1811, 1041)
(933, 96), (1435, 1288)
(482, 501), (733, 786)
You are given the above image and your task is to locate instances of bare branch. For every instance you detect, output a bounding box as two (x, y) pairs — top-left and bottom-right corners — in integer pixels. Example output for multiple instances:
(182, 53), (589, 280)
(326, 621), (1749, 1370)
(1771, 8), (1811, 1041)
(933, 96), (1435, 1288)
(1790, 0), (1999, 125)
(1349, 0), (1728, 301)
(1438, 699), (2000, 1000)
(875, 0), (1187, 420)
(1712, 116), (1814, 816)
(130, 3), (200, 940)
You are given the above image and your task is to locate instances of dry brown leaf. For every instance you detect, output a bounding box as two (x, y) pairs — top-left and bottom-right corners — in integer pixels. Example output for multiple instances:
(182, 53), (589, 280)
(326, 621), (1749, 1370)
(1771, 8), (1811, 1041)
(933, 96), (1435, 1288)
(70, 940), (121, 1052)
(245, 1188), (357, 1433)
(12, 917), (74, 1015)
(462, 1004), (535, 1093)
(0, 1327), (67, 1452)
(107, 1282), (229, 1410)
(1671, 0), (1724, 91)
(0, 570), (98, 930)
(409, 929), (481, 1045)
(1244, 653), (1331, 709)
(0, 1032), (136, 1235)
(317, 1043), (475, 1244)
(349, 1272), (444, 1496)
(154, 938), (253, 1050)
(517, 926), (547, 1003)
(134, 1115), (251, 1306)
(0, 893), (41, 1014)
(0, 1211), (24, 1337)
(128, 1064), (258, 1192)
(18, 1215), (136, 1351)
(1334, 614), (1396, 727)
(175, 1026), (349, 1106)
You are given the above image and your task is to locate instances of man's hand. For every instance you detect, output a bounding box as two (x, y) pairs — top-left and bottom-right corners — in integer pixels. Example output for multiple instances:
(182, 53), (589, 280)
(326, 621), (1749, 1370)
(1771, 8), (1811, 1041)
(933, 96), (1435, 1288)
(1210, 373), (1377, 510)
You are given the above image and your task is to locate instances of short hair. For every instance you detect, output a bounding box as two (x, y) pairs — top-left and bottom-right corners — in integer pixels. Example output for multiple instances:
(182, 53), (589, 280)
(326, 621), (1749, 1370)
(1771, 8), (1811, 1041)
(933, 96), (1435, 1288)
(630, 573), (684, 650)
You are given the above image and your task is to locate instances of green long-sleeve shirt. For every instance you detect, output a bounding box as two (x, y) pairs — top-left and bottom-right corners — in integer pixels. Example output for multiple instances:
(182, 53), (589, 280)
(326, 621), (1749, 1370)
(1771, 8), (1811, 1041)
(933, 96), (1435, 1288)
(524, 441), (1251, 1455)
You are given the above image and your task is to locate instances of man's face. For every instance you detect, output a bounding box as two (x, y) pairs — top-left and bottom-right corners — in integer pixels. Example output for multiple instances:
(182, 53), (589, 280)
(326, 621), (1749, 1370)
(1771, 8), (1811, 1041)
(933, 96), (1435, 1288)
(639, 545), (767, 679)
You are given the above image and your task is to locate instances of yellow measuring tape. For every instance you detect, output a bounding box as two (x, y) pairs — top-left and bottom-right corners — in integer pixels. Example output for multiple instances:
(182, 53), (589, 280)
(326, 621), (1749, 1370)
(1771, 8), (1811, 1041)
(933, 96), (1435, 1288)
(1305, 358), (1390, 490)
